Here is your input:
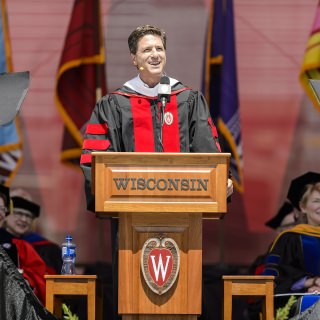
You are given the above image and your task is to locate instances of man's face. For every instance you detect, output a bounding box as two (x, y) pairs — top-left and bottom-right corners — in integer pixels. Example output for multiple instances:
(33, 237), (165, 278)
(5, 208), (34, 237)
(131, 34), (166, 84)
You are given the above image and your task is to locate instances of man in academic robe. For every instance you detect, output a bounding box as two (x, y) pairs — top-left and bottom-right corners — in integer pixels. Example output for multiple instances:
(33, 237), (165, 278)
(80, 25), (233, 319)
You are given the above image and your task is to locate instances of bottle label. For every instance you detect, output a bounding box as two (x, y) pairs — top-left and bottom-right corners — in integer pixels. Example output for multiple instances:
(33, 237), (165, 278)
(62, 246), (76, 258)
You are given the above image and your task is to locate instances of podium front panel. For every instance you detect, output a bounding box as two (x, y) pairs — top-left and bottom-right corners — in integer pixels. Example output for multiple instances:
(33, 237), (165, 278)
(118, 212), (202, 315)
(92, 152), (230, 218)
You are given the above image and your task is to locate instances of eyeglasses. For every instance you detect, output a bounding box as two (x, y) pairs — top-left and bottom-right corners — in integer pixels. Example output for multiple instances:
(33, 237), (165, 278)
(13, 210), (34, 221)
(0, 206), (8, 214)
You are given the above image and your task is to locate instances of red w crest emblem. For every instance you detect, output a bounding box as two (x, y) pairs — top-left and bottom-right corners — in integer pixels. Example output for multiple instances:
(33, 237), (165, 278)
(148, 248), (173, 286)
(141, 236), (180, 295)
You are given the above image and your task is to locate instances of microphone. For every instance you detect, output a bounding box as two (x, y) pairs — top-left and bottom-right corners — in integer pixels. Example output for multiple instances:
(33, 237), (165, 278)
(158, 76), (171, 109)
(157, 76), (171, 151)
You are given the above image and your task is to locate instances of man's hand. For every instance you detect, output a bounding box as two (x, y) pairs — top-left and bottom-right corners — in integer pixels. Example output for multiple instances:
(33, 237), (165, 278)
(227, 178), (233, 198)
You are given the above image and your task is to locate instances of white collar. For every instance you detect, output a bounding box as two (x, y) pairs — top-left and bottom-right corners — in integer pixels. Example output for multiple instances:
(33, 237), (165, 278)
(124, 75), (179, 97)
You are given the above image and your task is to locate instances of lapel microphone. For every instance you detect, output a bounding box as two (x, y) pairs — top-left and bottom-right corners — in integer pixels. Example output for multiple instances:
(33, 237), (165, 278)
(158, 76), (171, 109)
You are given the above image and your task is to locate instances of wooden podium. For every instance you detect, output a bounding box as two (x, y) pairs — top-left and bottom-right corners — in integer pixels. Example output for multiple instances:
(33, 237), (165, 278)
(92, 152), (230, 319)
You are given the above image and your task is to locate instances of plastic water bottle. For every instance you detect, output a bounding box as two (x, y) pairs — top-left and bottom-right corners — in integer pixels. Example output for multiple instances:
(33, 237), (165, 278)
(61, 235), (76, 275)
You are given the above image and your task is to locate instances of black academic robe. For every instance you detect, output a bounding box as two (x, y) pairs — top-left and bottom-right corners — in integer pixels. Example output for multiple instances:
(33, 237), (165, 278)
(80, 81), (221, 210)
(0, 228), (47, 305)
(0, 246), (57, 320)
(0, 227), (19, 266)
(263, 224), (320, 294)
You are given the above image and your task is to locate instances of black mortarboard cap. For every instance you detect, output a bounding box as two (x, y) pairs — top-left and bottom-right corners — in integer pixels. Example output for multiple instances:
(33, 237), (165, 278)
(287, 171), (320, 210)
(0, 184), (10, 215)
(265, 201), (294, 230)
(0, 71), (30, 126)
(12, 196), (40, 218)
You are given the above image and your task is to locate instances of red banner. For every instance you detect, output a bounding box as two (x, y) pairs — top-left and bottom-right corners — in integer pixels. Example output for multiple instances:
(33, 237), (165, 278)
(55, 0), (107, 166)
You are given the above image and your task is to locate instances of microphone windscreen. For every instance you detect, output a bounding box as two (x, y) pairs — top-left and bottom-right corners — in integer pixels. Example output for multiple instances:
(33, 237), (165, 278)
(158, 76), (171, 102)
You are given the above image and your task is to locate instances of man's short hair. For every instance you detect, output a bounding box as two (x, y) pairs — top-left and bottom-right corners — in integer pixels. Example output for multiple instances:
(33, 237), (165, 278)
(128, 25), (166, 54)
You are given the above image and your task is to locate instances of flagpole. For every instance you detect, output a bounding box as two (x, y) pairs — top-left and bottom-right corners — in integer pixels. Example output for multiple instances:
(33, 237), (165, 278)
(95, 66), (102, 101)
(96, 0), (104, 101)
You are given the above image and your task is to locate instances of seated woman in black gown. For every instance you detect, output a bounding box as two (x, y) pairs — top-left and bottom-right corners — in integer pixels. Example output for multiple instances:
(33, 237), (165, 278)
(263, 172), (320, 313)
